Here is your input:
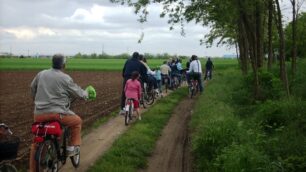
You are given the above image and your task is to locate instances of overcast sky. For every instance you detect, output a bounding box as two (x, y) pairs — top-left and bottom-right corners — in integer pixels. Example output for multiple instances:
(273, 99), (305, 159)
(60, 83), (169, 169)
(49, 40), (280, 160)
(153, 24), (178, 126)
(0, 0), (305, 57)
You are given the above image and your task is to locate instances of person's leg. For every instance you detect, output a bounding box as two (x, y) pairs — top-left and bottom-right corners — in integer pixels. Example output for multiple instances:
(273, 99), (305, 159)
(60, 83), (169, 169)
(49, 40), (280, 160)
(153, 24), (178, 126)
(134, 100), (141, 120)
(157, 80), (162, 92)
(186, 73), (191, 86)
(120, 78), (128, 110)
(60, 115), (82, 146)
(197, 73), (204, 92)
(29, 143), (37, 172)
(204, 70), (207, 80)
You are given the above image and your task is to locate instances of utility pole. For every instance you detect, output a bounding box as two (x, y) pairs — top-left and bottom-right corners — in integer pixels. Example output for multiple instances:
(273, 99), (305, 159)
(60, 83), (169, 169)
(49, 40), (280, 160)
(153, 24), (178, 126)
(102, 44), (104, 55)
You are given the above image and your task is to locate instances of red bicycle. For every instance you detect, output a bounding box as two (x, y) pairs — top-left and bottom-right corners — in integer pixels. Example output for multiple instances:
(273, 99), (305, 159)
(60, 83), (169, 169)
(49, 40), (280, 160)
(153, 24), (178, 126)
(31, 120), (80, 172)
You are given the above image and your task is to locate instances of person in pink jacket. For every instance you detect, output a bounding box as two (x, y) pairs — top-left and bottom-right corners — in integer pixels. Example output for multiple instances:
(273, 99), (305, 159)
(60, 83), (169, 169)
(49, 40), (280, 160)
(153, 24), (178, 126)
(124, 71), (142, 120)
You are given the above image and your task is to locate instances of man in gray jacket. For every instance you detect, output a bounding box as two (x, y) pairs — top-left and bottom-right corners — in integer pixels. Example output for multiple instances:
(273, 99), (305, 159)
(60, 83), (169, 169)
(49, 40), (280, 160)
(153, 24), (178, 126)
(29, 54), (88, 172)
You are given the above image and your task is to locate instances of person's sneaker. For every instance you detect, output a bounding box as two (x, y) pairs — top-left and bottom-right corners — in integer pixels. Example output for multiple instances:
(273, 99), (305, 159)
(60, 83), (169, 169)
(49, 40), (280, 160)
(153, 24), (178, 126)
(66, 146), (80, 157)
(138, 116), (142, 120)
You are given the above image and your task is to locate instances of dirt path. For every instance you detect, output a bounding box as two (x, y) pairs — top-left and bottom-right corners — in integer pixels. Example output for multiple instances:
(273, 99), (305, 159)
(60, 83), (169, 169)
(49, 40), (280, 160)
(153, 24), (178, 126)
(140, 97), (196, 172)
(60, 115), (128, 171)
(60, 93), (168, 172)
(61, 93), (195, 172)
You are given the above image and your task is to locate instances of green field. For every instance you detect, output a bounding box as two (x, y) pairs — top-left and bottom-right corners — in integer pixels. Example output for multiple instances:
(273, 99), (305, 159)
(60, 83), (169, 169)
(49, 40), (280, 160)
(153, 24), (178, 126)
(0, 58), (237, 71)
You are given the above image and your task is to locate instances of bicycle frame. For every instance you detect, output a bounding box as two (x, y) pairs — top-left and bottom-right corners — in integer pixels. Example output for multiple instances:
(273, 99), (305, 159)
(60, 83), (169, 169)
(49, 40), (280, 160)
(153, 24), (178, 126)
(124, 98), (135, 125)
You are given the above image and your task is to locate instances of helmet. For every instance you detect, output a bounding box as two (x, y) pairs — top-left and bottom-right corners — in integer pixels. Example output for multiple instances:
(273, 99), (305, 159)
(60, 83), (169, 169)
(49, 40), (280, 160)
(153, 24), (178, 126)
(85, 85), (96, 100)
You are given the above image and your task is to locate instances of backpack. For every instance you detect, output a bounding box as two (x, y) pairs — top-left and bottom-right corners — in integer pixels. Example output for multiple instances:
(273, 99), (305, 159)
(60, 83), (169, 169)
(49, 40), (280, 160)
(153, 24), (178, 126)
(171, 63), (178, 72)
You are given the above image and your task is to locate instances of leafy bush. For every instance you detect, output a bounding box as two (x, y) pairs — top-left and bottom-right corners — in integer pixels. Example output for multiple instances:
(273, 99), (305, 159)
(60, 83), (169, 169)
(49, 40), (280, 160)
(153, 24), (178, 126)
(192, 113), (244, 171)
(291, 59), (306, 100)
(214, 144), (271, 172)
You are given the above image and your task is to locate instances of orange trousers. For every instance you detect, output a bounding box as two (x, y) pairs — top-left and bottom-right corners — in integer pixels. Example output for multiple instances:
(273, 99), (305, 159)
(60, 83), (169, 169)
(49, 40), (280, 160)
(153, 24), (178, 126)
(29, 114), (82, 172)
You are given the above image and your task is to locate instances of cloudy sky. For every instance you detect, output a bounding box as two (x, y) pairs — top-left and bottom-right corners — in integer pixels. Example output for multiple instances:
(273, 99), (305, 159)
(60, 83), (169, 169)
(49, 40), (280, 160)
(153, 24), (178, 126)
(0, 0), (305, 57)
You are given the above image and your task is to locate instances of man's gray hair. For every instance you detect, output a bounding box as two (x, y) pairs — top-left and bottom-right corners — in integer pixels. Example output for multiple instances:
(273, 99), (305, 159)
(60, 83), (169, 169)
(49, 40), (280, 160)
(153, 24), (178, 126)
(52, 54), (66, 69)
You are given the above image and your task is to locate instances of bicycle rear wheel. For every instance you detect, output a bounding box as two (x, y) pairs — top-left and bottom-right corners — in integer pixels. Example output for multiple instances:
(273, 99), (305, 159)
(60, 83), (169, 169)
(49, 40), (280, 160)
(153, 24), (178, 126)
(36, 140), (58, 172)
(189, 86), (193, 98)
(145, 91), (155, 105)
(173, 77), (179, 89)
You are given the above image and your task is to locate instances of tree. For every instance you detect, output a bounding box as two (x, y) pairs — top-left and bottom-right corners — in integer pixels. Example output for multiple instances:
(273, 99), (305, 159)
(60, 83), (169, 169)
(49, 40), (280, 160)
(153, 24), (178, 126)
(289, 0), (305, 78)
(267, 0), (274, 71)
(275, 0), (290, 96)
(110, 0), (291, 98)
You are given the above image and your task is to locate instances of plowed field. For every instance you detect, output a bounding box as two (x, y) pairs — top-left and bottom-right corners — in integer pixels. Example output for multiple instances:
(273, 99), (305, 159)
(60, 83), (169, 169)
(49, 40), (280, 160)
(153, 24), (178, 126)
(0, 71), (122, 166)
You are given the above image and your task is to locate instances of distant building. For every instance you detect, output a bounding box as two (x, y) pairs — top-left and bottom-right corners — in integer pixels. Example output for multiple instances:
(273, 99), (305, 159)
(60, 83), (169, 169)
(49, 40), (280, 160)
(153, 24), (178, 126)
(223, 54), (236, 58)
(0, 52), (11, 57)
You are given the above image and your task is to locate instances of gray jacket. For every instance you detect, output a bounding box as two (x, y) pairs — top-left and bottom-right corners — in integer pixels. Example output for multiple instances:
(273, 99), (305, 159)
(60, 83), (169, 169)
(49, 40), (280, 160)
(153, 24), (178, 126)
(31, 68), (88, 115)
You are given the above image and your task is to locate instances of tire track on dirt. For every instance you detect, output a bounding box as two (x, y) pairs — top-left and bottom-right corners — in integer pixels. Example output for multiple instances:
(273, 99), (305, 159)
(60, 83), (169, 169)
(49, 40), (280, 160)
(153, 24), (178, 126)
(140, 97), (196, 172)
(60, 92), (170, 172)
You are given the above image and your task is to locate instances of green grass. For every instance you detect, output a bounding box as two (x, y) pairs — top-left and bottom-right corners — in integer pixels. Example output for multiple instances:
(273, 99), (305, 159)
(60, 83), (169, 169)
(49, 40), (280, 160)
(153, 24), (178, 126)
(0, 58), (164, 71)
(88, 88), (187, 172)
(191, 59), (306, 171)
(0, 57), (238, 71)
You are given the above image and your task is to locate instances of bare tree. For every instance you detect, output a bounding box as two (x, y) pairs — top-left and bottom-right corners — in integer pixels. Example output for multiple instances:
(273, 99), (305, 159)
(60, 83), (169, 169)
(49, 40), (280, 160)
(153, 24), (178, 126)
(290, 0), (305, 78)
(275, 0), (290, 96)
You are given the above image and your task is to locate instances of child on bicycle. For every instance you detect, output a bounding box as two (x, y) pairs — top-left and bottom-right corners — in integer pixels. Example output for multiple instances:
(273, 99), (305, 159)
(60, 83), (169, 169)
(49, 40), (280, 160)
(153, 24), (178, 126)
(124, 71), (142, 120)
(153, 67), (162, 95)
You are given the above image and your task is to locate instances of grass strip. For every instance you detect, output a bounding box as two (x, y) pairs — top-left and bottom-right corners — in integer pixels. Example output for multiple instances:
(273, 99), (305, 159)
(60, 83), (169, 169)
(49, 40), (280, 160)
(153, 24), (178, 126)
(88, 88), (188, 172)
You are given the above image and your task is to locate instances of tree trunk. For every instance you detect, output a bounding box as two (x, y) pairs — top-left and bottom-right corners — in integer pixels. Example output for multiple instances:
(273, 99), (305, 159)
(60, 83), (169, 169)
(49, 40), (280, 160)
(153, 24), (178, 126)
(256, 2), (264, 68)
(291, 0), (297, 78)
(267, 0), (274, 71)
(275, 0), (290, 96)
(238, 0), (260, 99)
(238, 20), (248, 75)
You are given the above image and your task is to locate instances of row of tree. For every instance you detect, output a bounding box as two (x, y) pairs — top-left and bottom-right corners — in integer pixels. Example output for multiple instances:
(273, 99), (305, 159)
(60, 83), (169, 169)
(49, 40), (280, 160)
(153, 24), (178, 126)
(73, 52), (189, 59)
(111, 0), (305, 99)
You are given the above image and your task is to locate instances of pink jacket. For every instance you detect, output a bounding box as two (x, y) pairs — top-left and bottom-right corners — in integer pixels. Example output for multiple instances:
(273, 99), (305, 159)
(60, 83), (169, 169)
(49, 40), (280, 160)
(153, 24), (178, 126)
(125, 79), (142, 100)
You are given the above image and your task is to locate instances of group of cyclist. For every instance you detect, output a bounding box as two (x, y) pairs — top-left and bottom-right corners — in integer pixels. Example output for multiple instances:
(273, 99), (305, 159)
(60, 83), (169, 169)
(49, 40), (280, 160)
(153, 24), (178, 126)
(27, 52), (214, 172)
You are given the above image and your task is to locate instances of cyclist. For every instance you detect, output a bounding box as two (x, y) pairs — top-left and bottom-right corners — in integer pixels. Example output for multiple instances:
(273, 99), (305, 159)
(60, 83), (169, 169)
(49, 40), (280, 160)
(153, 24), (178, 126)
(160, 61), (171, 88)
(120, 52), (147, 114)
(29, 54), (95, 172)
(153, 67), (162, 95)
(186, 55), (204, 93)
(139, 55), (159, 94)
(204, 57), (214, 80)
(124, 71), (142, 120)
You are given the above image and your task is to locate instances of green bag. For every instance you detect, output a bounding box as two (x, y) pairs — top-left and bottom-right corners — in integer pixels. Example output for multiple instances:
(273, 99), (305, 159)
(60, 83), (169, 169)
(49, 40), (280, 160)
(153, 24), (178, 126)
(85, 85), (96, 100)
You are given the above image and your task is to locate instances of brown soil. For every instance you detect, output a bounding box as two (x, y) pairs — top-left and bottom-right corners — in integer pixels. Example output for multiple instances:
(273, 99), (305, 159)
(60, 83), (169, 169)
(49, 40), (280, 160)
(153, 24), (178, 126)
(140, 97), (196, 172)
(1, 71), (195, 172)
(0, 71), (122, 167)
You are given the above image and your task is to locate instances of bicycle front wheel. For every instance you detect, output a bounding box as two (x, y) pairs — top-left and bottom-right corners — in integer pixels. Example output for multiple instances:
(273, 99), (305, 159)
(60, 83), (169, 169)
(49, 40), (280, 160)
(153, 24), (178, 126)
(36, 140), (58, 172)
(0, 163), (18, 172)
(125, 111), (129, 126)
(70, 152), (80, 168)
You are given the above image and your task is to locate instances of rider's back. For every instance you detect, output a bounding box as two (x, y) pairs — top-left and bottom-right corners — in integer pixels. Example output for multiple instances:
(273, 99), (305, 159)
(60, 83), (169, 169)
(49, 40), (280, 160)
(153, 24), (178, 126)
(32, 68), (84, 115)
